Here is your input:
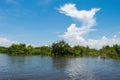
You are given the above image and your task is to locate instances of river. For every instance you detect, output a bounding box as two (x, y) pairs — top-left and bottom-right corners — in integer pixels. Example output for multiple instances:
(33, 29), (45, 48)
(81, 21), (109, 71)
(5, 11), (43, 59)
(0, 53), (120, 80)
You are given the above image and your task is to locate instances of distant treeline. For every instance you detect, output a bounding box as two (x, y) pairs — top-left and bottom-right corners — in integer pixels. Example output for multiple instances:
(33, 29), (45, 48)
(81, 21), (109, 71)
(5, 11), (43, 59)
(0, 40), (120, 58)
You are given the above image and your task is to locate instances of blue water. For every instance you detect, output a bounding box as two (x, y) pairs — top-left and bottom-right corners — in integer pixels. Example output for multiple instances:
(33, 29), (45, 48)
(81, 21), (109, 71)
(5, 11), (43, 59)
(0, 53), (120, 80)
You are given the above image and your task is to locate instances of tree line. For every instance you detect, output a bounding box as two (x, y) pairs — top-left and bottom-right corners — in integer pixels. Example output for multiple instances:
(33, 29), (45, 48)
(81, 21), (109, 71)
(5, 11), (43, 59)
(0, 40), (120, 58)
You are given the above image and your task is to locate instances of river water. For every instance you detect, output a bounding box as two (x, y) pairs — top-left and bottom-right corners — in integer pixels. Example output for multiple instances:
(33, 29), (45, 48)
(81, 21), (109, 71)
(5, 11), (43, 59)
(0, 53), (120, 80)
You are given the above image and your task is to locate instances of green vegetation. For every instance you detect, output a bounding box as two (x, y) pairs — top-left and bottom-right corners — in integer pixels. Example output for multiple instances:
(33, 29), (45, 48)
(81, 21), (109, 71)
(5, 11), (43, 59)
(0, 46), (8, 53)
(0, 40), (120, 58)
(99, 45), (120, 58)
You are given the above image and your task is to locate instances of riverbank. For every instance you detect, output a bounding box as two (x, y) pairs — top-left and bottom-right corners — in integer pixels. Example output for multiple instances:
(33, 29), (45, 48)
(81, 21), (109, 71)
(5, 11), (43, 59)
(0, 40), (120, 59)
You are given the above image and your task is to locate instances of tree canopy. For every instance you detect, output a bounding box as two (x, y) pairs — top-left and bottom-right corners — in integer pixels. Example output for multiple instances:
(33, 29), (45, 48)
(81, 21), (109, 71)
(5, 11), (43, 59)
(0, 40), (120, 58)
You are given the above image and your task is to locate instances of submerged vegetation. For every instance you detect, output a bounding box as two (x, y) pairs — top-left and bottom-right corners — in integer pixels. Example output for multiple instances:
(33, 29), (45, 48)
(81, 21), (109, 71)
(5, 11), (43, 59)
(0, 40), (120, 58)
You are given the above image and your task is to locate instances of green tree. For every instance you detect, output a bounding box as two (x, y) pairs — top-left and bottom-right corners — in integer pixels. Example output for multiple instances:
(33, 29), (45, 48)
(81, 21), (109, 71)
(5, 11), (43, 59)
(0, 46), (8, 53)
(52, 40), (73, 56)
(113, 44), (120, 56)
(39, 46), (51, 55)
(73, 45), (84, 56)
(8, 43), (27, 55)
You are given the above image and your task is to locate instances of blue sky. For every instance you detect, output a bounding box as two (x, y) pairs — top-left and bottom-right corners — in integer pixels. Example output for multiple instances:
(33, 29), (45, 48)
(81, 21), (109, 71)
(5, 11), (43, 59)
(0, 0), (120, 48)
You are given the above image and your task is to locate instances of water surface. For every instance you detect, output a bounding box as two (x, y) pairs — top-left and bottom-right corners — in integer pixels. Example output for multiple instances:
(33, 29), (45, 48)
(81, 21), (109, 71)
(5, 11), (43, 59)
(0, 53), (120, 80)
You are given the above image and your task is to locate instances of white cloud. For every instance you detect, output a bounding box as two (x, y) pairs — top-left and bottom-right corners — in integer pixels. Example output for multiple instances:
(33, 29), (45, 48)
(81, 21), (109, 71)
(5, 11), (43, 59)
(81, 36), (120, 49)
(0, 37), (37, 47)
(59, 3), (100, 28)
(59, 3), (100, 40)
(0, 37), (17, 47)
(59, 3), (120, 49)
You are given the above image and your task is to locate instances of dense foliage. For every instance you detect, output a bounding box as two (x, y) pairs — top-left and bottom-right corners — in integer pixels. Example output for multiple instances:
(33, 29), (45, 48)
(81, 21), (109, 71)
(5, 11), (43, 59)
(0, 40), (120, 58)
(99, 45), (120, 58)
(0, 46), (8, 53)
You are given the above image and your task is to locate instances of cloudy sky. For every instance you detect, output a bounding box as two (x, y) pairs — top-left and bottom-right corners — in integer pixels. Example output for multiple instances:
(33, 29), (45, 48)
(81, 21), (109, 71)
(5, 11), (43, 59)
(0, 0), (120, 49)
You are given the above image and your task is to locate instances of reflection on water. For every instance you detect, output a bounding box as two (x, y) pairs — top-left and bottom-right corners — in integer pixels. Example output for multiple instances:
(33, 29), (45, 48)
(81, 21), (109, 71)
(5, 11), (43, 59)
(52, 57), (68, 70)
(0, 54), (120, 80)
(65, 58), (96, 80)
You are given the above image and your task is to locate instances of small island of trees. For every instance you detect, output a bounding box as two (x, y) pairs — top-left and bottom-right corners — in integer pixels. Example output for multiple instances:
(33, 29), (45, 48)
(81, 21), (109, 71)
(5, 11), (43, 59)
(0, 40), (120, 59)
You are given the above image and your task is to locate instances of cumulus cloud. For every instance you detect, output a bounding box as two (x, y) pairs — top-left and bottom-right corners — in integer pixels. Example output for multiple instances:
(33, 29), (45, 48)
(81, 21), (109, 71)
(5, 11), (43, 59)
(59, 3), (100, 39)
(0, 37), (17, 47)
(82, 36), (120, 49)
(59, 4), (100, 28)
(59, 3), (120, 49)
